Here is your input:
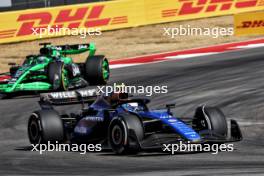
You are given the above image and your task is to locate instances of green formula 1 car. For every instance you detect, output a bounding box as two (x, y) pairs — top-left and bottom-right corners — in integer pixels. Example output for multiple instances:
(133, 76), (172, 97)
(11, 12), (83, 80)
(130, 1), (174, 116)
(0, 43), (110, 98)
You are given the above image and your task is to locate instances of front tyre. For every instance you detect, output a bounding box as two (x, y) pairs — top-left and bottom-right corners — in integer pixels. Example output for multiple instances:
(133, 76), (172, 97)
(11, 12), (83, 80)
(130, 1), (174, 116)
(28, 110), (64, 145)
(85, 55), (109, 85)
(108, 113), (143, 155)
(193, 106), (228, 137)
(48, 62), (69, 91)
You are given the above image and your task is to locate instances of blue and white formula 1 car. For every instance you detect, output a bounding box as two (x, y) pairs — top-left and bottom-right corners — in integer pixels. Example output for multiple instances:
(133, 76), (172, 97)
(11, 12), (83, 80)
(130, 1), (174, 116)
(27, 89), (242, 154)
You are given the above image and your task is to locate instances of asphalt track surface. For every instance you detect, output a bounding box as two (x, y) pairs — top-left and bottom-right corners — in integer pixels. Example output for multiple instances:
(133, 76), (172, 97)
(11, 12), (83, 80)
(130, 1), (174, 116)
(0, 47), (264, 176)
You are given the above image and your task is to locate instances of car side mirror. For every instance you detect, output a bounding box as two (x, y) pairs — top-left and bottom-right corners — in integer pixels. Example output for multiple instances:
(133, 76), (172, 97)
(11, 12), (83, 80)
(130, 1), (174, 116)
(166, 104), (175, 115)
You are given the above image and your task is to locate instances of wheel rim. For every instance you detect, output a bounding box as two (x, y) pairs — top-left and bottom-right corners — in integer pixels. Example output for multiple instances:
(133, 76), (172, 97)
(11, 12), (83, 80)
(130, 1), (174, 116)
(111, 125), (123, 145)
(102, 59), (109, 81)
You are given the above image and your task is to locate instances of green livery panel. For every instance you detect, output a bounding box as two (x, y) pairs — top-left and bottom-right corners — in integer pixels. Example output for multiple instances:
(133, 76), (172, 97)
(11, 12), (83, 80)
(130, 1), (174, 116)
(0, 42), (110, 96)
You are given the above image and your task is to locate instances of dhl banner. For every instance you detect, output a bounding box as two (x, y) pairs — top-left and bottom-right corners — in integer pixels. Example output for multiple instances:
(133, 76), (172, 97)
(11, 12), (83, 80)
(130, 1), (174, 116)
(234, 11), (264, 36)
(0, 0), (263, 44)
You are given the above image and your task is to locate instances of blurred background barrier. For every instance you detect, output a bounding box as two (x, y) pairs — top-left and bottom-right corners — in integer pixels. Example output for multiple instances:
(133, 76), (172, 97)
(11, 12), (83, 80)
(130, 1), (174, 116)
(0, 0), (109, 12)
(0, 0), (263, 44)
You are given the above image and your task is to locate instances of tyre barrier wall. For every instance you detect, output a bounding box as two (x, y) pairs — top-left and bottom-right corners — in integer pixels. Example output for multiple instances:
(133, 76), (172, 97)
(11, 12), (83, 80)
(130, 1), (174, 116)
(0, 0), (263, 44)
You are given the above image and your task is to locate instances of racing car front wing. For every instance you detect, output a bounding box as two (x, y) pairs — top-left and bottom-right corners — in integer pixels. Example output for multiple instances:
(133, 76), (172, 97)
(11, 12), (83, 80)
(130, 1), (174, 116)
(0, 82), (52, 93)
(128, 119), (242, 152)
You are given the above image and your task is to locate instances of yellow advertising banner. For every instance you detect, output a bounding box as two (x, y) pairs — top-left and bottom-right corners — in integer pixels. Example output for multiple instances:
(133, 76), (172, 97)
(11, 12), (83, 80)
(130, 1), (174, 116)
(0, 0), (144, 43)
(234, 11), (264, 36)
(145, 0), (264, 24)
(0, 0), (263, 44)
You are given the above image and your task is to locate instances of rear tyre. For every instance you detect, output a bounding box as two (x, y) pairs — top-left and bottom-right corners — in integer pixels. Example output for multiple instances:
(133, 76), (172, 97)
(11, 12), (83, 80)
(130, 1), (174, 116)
(193, 106), (228, 137)
(108, 113), (143, 154)
(0, 93), (8, 99)
(85, 55), (109, 85)
(48, 62), (68, 91)
(28, 110), (64, 145)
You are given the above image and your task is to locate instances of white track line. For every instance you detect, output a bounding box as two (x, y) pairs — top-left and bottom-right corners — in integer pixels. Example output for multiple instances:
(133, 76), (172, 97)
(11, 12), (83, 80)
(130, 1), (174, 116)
(237, 121), (264, 126)
(165, 52), (219, 60)
(110, 61), (165, 69)
(110, 63), (140, 69)
(230, 43), (264, 49)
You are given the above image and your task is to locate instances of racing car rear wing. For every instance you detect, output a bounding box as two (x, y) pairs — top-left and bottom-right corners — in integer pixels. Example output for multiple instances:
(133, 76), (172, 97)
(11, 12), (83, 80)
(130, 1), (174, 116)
(39, 88), (99, 106)
(39, 42), (96, 56)
(55, 43), (96, 56)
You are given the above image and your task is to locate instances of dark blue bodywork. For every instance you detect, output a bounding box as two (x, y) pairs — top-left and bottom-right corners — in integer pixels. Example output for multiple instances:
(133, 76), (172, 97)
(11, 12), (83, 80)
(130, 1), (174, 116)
(72, 96), (201, 142)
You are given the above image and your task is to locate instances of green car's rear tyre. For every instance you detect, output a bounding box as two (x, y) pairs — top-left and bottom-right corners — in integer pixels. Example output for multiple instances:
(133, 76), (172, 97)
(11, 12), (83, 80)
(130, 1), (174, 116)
(28, 110), (64, 145)
(48, 62), (69, 91)
(85, 55), (109, 85)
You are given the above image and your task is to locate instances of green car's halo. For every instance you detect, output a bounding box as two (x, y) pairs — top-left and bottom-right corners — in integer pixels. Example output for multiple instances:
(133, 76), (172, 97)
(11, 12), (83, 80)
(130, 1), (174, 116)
(0, 42), (110, 98)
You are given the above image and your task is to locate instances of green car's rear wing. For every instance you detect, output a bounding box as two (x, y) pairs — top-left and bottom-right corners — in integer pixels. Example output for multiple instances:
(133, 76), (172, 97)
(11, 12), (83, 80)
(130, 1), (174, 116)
(39, 42), (96, 57)
(55, 43), (96, 56)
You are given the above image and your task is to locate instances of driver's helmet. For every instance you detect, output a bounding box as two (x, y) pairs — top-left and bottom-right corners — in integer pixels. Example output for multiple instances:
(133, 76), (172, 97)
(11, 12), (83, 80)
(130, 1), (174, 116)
(121, 102), (144, 112)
